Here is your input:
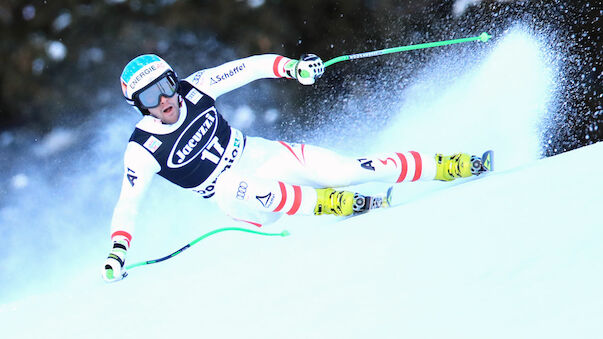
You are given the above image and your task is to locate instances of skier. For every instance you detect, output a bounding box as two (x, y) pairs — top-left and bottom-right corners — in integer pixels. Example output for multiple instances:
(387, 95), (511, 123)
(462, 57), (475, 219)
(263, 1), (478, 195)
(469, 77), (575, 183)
(103, 53), (489, 282)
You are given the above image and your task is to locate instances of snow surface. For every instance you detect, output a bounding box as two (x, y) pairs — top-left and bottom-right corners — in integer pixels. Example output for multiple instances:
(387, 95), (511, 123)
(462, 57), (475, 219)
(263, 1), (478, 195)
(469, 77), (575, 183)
(1, 27), (602, 338)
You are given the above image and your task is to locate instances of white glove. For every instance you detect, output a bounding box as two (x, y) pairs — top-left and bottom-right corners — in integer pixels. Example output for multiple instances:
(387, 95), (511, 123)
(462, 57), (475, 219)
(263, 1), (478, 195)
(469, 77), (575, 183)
(102, 240), (128, 283)
(294, 54), (324, 85)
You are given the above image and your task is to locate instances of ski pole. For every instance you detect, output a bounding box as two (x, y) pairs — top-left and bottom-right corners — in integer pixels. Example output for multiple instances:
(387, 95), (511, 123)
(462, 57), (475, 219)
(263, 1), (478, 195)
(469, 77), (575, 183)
(125, 227), (290, 271)
(324, 32), (492, 68)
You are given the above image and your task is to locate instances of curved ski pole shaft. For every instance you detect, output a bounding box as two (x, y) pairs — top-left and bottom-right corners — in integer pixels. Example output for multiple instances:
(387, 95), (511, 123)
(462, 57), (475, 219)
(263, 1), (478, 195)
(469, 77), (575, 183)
(126, 227), (290, 270)
(324, 32), (492, 68)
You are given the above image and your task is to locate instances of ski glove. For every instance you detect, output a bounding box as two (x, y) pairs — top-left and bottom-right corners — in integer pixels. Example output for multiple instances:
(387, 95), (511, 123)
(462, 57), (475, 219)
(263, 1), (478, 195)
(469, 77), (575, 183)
(102, 239), (129, 283)
(293, 54), (324, 85)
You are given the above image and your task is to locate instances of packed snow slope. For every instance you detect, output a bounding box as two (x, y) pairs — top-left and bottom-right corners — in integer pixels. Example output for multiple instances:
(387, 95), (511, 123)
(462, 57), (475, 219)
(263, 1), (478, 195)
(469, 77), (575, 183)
(1, 27), (602, 339)
(2, 142), (602, 339)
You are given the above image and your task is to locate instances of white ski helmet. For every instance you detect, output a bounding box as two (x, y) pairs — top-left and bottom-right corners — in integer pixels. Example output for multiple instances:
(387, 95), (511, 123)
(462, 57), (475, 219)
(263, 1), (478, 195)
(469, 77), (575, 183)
(120, 54), (179, 115)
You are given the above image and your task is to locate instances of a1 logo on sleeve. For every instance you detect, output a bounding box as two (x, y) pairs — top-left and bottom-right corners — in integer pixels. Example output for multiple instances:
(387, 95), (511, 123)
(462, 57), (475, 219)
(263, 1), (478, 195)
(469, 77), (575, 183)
(127, 168), (138, 187)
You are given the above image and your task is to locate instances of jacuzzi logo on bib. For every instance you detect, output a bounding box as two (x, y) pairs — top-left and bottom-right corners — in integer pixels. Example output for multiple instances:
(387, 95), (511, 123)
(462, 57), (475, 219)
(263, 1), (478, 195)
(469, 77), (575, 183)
(168, 107), (218, 168)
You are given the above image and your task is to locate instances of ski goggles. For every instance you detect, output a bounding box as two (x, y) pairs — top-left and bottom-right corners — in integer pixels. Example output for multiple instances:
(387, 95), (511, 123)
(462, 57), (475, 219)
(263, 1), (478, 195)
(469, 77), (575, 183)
(133, 71), (179, 109)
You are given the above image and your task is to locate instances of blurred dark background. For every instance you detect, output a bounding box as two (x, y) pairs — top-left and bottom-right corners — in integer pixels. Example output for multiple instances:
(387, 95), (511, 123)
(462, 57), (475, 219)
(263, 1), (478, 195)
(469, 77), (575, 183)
(0, 0), (600, 155)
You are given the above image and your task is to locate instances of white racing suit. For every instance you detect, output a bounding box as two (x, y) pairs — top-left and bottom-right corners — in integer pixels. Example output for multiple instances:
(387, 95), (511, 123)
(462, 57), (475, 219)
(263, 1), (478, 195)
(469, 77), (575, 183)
(109, 54), (436, 245)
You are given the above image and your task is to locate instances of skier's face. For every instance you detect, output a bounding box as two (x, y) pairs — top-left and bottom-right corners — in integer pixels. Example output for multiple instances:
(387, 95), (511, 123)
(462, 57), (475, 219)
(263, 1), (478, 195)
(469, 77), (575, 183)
(148, 93), (180, 124)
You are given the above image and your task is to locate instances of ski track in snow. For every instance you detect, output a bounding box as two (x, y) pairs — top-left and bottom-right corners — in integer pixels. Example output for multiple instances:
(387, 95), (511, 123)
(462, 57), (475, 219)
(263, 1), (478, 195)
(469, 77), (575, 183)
(2, 27), (602, 338)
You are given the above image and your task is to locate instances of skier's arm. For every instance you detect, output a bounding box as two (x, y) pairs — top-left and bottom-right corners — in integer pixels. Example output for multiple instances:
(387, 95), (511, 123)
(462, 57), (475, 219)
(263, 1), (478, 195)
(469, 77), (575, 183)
(184, 54), (324, 99)
(103, 143), (159, 283)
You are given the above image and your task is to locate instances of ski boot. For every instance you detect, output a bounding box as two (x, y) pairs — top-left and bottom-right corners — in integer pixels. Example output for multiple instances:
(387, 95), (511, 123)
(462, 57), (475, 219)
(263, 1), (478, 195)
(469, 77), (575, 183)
(434, 151), (493, 181)
(314, 187), (392, 216)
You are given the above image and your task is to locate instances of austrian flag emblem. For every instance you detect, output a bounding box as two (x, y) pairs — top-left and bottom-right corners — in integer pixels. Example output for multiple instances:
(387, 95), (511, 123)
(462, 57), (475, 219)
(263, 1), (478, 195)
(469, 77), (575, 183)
(143, 136), (162, 153)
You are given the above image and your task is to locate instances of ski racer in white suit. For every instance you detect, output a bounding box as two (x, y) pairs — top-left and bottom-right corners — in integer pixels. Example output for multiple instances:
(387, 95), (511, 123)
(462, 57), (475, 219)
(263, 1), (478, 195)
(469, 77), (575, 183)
(103, 53), (487, 282)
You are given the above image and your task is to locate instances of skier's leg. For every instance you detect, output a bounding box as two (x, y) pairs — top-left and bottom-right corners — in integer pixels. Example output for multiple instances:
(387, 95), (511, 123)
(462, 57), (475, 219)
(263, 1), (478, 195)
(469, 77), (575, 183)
(214, 169), (318, 226)
(249, 138), (484, 185)
(214, 169), (384, 225)
(246, 138), (436, 186)
(300, 145), (438, 186)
